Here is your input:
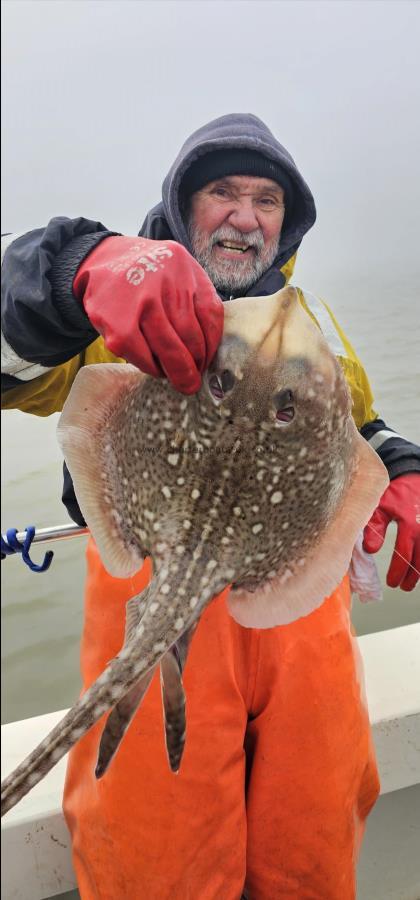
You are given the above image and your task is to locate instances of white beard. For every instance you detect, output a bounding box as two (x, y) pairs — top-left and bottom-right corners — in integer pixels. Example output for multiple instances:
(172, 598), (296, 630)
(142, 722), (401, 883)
(188, 222), (280, 294)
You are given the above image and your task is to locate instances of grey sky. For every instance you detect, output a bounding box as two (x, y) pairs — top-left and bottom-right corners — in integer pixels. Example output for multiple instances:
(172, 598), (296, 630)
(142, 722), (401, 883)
(2, 0), (420, 329)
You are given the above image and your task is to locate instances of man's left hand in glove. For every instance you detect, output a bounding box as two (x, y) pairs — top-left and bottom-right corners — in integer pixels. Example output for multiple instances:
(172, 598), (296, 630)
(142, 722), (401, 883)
(363, 473), (420, 591)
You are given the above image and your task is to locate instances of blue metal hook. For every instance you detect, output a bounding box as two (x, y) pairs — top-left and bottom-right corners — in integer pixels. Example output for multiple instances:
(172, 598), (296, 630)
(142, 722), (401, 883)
(1, 526), (54, 572)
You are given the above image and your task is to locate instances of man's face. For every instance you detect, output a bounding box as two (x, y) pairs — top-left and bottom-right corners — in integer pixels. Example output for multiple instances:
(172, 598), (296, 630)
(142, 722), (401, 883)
(188, 175), (285, 294)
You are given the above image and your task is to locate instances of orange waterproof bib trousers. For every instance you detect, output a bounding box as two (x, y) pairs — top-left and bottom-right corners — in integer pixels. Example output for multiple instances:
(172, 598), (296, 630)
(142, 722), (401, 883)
(63, 540), (379, 900)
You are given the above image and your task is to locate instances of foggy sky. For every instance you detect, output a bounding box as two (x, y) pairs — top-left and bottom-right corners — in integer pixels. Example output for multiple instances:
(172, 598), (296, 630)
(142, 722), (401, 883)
(2, 0), (420, 311)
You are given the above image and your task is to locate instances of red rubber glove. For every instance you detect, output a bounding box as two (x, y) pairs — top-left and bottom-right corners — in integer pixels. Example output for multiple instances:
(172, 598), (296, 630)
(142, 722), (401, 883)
(363, 473), (420, 591)
(73, 236), (224, 394)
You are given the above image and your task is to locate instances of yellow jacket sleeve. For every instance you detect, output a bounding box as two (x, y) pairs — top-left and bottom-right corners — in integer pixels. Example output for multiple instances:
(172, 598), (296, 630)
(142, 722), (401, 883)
(1, 338), (124, 416)
(297, 289), (378, 431)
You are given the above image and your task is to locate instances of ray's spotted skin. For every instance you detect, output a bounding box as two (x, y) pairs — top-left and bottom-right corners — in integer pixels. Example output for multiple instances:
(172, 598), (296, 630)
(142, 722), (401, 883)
(1, 288), (388, 817)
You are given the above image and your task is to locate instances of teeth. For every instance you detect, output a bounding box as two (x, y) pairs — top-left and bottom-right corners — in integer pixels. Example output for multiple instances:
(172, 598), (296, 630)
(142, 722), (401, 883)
(219, 242), (248, 252)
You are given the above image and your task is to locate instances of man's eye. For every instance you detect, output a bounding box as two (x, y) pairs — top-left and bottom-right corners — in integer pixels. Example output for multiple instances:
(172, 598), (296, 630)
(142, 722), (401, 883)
(213, 188), (231, 199)
(259, 198), (276, 207)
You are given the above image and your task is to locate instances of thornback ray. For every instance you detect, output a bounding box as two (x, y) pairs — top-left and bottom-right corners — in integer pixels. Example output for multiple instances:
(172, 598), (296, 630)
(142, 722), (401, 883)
(1, 287), (389, 817)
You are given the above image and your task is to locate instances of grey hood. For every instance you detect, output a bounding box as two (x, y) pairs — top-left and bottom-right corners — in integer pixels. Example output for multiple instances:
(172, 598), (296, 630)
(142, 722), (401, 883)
(139, 113), (316, 297)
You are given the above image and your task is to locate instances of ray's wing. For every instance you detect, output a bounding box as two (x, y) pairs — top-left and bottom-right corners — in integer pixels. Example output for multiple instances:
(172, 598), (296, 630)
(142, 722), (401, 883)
(228, 430), (389, 628)
(57, 364), (148, 578)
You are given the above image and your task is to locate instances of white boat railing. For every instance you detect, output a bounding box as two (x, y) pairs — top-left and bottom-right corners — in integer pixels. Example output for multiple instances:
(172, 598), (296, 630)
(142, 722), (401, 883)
(1, 622), (420, 900)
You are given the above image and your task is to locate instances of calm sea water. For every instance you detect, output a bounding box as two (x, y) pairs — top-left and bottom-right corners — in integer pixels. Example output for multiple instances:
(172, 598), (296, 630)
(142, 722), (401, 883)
(1, 282), (419, 724)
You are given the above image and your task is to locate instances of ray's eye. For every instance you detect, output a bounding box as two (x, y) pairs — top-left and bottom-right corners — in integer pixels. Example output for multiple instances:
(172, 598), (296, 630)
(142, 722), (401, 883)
(209, 369), (235, 400)
(274, 389), (295, 424)
(220, 369), (235, 392)
(209, 374), (224, 399)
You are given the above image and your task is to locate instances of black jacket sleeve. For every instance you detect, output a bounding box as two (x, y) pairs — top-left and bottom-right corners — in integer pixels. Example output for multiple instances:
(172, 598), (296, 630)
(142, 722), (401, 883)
(1, 216), (119, 391)
(360, 418), (420, 481)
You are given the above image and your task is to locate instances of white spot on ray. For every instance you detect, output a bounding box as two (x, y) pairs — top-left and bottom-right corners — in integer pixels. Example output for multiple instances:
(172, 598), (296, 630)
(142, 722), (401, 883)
(162, 486), (171, 499)
(252, 523), (263, 534)
(149, 602), (160, 615)
(161, 584), (170, 595)
(271, 491), (283, 504)
(154, 641), (166, 653)
(183, 520), (191, 530)
(191, 489), (200, 499)
(175, 617), (184, 631)
(168, 453), (179, 466)
(177, 477), (185, 485)
(189, 597), (199, 609)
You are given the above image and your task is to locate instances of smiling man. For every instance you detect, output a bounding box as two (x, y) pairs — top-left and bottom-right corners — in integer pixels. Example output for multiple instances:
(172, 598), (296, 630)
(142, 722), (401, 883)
(2, 113), (420, 899)
(187, 173), (287, 293)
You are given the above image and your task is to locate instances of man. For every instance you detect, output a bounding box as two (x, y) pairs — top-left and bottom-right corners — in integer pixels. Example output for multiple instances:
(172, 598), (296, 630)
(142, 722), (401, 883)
(2, 113), (419, 899)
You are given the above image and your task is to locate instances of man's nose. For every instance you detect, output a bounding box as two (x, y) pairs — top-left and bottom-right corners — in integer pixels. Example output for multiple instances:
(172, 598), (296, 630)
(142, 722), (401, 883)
(227, 200), (259, 233)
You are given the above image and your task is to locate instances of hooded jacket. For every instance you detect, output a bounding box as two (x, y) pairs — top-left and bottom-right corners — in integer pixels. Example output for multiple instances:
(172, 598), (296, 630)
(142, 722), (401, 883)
(2, 113), (419, 525)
